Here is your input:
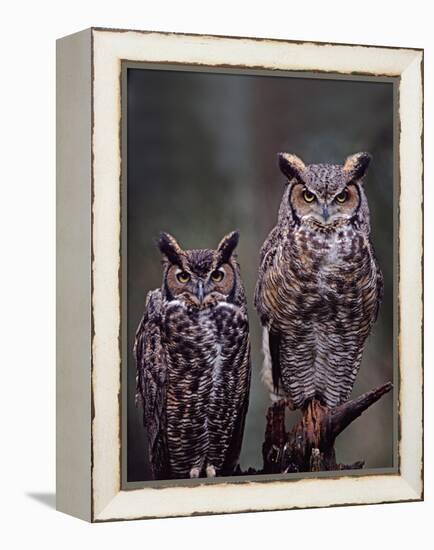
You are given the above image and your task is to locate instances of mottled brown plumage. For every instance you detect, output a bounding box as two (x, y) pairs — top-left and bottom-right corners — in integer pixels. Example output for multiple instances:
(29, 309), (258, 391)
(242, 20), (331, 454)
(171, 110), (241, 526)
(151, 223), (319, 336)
(255, 152), (383, 410)
(135, 231), (251, 479)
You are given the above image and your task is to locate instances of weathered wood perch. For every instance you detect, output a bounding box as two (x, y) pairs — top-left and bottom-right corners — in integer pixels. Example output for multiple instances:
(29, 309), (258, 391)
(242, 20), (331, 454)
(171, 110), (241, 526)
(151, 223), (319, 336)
(262, 382), (393, 474)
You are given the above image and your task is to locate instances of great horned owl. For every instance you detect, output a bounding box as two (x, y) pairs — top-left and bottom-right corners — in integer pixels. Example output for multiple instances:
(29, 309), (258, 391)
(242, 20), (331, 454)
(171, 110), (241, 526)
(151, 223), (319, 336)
(135, 231), (251, 480)
(255, 152), (383, 410)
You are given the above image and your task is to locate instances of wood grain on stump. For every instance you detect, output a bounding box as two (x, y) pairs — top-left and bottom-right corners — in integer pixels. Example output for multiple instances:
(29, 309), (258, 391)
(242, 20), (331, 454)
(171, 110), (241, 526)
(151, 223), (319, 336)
(262, 382), (393, 474)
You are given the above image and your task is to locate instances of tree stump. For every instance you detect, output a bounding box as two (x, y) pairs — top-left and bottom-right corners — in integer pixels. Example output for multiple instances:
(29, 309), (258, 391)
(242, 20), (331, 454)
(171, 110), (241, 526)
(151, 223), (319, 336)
(262, 382), (393, 473)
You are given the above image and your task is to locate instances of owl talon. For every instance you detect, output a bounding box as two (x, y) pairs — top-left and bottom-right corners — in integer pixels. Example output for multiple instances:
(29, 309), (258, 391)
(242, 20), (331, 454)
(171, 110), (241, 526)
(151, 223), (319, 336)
(206, 465), (216, 478)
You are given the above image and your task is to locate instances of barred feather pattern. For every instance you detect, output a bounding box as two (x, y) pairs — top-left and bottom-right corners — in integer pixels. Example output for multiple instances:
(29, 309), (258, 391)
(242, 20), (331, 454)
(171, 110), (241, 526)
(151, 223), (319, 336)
(135, 290), (170, 479)
(135, 243), (251, 480)
(163, 300), (250, 478)
(255, 158), (383, 410)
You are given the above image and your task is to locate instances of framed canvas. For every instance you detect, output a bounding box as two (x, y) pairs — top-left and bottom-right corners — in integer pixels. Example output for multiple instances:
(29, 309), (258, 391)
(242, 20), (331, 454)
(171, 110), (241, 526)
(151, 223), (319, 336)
(56, 27), (423, 522)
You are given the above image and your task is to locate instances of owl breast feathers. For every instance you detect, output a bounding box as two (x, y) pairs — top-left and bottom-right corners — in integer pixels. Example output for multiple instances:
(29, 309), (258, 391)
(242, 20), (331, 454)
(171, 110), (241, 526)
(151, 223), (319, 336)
(135, 231), (251, 479)
(255, 152), (383, 410)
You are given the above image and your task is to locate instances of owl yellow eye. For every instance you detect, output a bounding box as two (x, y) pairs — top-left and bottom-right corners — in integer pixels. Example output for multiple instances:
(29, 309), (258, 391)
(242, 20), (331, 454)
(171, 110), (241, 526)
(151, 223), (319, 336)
(176, 271), (190, 284)
(336, 190), (348, 203)
(211, 269), (224, 283)
(303, 189), (315, 203)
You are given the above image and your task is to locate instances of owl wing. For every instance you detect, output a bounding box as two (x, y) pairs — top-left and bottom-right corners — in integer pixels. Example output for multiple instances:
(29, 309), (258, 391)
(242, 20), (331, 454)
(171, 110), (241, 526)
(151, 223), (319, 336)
(254, 225), (280, 316)
(254, 227), (284, 392)
(373, 250), (384, 323)
(134, 289), (170, 479)
(222, 337), (251, 475)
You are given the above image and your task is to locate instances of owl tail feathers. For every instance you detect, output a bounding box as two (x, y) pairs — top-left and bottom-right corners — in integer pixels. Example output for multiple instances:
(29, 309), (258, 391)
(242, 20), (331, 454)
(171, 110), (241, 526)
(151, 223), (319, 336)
(330, 382), (393, 440)
(261, 327), (287, 403)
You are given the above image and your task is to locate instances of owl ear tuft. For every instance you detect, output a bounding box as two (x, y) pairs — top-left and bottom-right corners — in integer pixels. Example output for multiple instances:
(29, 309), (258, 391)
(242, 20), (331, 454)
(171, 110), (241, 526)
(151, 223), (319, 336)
(158, 232), (184, 265)
(217, 230), (239, 263)
(343, 152), (372, 180)
(278, 152), (306, 182)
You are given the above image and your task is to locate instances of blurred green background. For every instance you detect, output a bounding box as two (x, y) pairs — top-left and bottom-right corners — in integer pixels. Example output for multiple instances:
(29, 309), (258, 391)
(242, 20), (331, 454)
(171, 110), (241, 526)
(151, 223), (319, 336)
(126, 67), (394, 481)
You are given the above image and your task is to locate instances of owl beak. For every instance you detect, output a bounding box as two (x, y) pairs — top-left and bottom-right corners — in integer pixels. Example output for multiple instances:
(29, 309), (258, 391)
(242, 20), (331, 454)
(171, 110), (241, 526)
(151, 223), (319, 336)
(196, 281), (205, 304)
(322, 205), (330, 222)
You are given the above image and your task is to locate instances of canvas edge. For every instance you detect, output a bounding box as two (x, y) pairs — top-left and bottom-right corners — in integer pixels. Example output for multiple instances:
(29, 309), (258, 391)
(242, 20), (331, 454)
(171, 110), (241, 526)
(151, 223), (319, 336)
(397, 51), (424, 502)
(93, 477), (422, 522)
(90, 25), (423, 54)
(56, 28), (93, 522)
(89, 29), (423, 522)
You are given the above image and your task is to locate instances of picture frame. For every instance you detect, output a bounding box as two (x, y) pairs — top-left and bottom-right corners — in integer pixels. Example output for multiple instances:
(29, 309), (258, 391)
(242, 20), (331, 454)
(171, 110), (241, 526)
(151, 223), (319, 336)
(56, 27), (423, 522)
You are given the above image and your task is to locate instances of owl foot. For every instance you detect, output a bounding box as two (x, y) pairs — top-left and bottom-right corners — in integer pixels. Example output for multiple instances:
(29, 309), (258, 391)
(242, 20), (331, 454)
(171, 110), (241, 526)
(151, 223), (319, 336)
(205, 465), (216, 478)
(189, 467), (201, 478)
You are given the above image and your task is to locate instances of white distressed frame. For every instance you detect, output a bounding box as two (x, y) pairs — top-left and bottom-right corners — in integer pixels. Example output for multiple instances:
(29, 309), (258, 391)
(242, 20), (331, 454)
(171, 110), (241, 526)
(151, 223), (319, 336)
(58, 28), (423, 522)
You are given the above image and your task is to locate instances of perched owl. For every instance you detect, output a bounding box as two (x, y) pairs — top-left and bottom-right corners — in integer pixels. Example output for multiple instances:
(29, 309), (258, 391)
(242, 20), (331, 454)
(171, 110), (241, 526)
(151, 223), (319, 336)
(255, 152), (383, 410)
(135, 231), (251, 480)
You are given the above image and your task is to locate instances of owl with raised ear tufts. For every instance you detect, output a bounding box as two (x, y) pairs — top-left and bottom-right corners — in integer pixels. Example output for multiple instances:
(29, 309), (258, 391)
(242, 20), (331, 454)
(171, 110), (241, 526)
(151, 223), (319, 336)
(135, 231), (251, 480)
(255, 152), (383, 410)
